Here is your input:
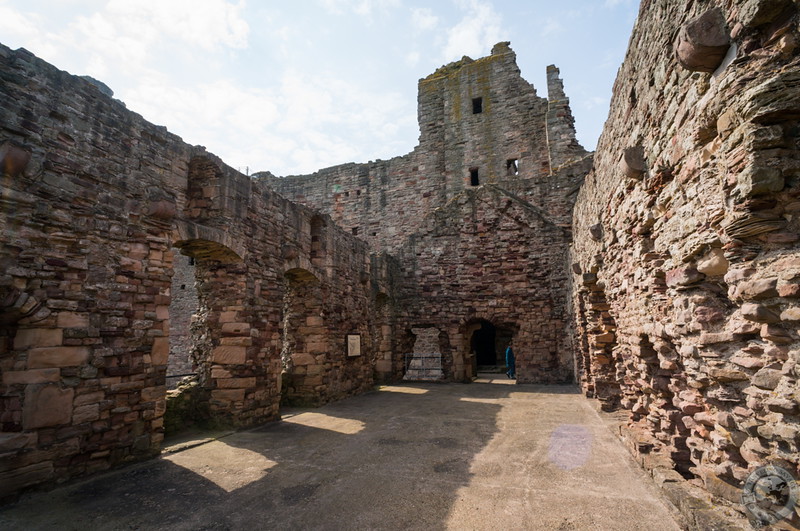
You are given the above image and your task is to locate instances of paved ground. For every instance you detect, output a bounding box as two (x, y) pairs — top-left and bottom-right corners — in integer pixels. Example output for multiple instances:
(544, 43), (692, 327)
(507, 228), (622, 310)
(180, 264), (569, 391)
(0, 380), (682, 530)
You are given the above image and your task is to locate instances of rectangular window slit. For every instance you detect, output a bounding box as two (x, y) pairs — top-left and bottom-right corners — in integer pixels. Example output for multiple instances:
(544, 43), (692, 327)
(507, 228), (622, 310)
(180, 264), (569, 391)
(470, 168), (480, 186)
(472, 97), (483, 114)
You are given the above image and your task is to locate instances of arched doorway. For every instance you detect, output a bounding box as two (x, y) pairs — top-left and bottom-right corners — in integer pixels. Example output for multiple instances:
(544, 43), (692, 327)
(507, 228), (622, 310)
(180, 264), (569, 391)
(471, 321), (497, 366)
(464, 319), (516, 377)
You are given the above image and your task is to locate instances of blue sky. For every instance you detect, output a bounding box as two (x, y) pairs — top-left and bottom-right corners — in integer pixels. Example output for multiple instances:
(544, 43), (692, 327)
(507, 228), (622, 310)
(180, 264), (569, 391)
(0, 0), (639, 176)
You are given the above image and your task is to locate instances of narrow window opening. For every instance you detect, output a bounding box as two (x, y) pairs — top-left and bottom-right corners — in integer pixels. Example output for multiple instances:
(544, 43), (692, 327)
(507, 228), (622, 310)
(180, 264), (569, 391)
(506, 159), (519, 176)
(188, 257), (195, 266)
(352, 227), (359, 236)
(356, 190), (361, 196)
(469, 168), (480, 186)
(472, 97), (483, 114)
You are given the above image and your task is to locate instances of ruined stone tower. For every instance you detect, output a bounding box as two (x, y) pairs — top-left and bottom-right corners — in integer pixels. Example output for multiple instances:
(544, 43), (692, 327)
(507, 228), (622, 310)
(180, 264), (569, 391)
(264, 42), (591, 384)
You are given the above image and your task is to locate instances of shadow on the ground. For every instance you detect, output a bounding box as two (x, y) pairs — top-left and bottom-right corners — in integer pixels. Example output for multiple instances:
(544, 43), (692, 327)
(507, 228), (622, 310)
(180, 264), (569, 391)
(0, 382), (579, 531)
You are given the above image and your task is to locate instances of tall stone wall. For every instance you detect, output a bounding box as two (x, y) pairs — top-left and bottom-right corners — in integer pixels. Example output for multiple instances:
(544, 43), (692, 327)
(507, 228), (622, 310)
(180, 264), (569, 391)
(0, 43), (387, 498)
(571, 0), (800, 512)
(263, 43), (589, 384)
(262, 42), (587, 254)
(394, 185), (575, 383)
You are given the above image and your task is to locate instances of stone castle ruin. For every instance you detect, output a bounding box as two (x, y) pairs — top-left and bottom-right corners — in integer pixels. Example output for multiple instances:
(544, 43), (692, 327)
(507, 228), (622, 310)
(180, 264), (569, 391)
(1, 0), (799, 523)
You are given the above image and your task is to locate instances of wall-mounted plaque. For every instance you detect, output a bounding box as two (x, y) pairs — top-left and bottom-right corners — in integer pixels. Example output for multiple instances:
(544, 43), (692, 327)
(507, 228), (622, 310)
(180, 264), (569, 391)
(347, 334), (361, 357)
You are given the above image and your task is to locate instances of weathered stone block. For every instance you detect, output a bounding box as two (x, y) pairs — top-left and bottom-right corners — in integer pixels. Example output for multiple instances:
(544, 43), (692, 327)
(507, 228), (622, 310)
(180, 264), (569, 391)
(57, 312), (89, 328)
(73, 404), (100, 424)
(674, 8), (731, 73)
(751, 367), (782, 389)
(621, 146), (646, 179)
(150, 337), (169, 365)
(780, 307), (800, 322)
(738, 0), (793, 27)
(696, 248), (728, 276)
(221, 322), (250, 335)
(666, 267), (704, 288)
(736, 278), (778, 300)
(291, 353), (316, 366)
(3, 368), (61, 385)
(23, 384), (74, 429)
(733, 166), (784, 198)
(212, 346), (247, 364)
(13, 328), (63, 349)
(211, 389), (245, 402)
(27, 346), (89, 368)
(216, 377), (256, 389)
(740, 302), (780, 323)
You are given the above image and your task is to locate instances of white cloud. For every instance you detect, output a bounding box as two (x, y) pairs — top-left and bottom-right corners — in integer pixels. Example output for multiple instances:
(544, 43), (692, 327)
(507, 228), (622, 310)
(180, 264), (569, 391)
(320, 0), (401, 18)
(443, 0), (505, 61)
(100, 0), (249, 50)
(411, 7), (437, 32)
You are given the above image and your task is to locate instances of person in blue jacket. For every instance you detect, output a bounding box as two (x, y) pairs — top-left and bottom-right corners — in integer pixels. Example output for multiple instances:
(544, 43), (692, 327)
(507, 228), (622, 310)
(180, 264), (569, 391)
(505, 343), (516, 379)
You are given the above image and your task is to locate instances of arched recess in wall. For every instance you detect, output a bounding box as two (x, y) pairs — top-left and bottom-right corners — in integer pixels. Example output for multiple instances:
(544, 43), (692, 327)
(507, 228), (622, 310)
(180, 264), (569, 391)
(166, 238), (245, 434)
(463, 319), (516, 378)
(281, 267), (327, 407)
(373, 292), (399, 381)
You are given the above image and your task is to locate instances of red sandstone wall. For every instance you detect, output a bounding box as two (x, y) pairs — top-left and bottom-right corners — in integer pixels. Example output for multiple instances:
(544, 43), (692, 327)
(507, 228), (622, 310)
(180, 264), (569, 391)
(395, 185), (575, 383)
(571, 0), (800, 512)
(263, 42), (586, 254)
(0, 44), (387, 498)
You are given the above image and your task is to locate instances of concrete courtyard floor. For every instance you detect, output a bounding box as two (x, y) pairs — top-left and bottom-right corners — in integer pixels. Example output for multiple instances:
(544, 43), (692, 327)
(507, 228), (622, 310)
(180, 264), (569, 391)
(0, 380), (682, 530)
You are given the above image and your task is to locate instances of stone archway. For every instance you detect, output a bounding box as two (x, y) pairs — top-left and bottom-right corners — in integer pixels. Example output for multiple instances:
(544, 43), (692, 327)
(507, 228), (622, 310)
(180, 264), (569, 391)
(280, 267), (326, 406)
(167, 237), (267, 429)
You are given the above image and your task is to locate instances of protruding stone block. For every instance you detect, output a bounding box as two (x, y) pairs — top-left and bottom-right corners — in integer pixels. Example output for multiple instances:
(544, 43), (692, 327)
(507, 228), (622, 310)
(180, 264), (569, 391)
(145, 200), (176, 221)
(666, 267), (704, 288)
(589, 223), (603, 241)
(621, 146), (646, 179)
(674, 8), (731, 73)
(696, 248), (729, 276)
(23, 384), (74, 429)
(0, 140), (31, 177)
(740, 303), (780, 323)
(752, 368), (782, 389)
(736, 278), (778, 300)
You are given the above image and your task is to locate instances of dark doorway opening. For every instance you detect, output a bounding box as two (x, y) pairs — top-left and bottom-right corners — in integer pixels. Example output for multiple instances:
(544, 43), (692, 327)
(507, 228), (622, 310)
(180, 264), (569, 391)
(472, 97), (483, 114)
(471, 321), (497, 366)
